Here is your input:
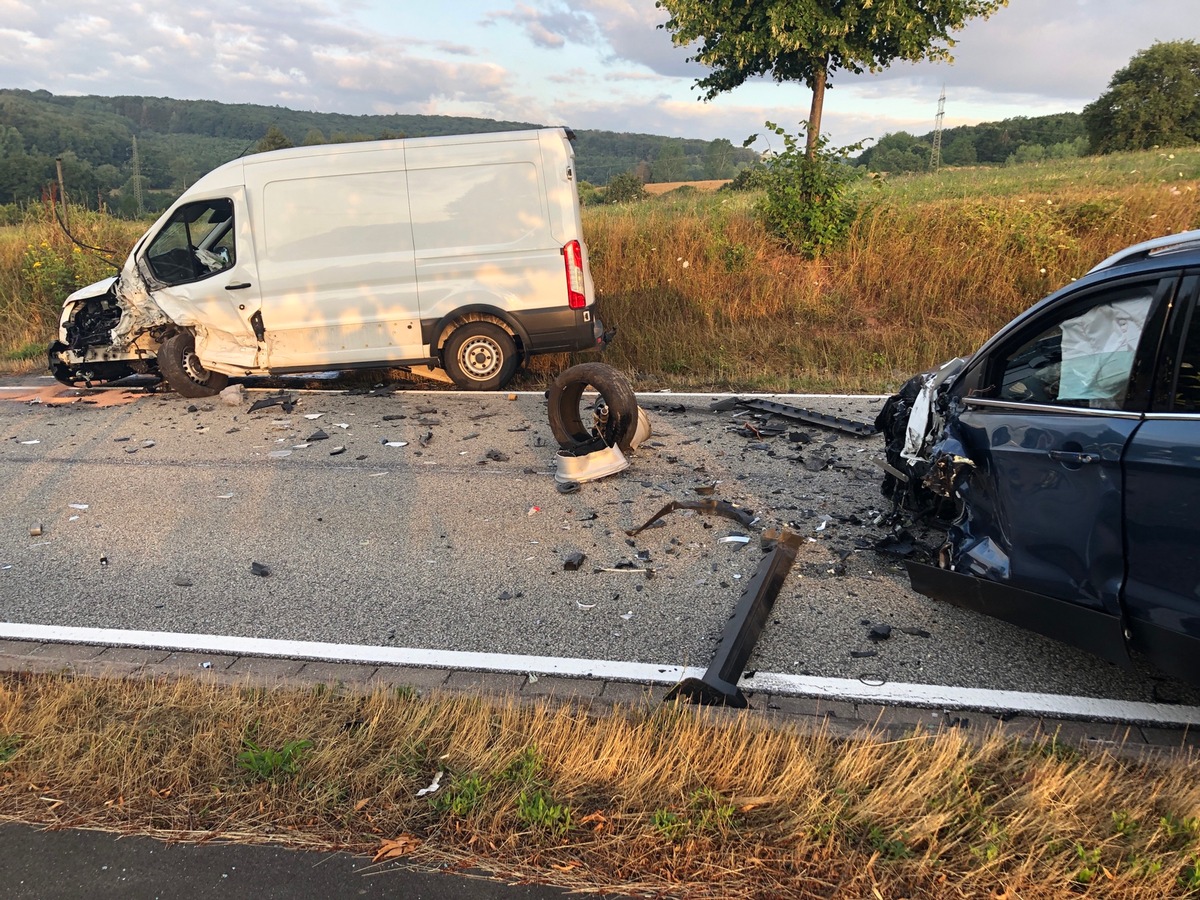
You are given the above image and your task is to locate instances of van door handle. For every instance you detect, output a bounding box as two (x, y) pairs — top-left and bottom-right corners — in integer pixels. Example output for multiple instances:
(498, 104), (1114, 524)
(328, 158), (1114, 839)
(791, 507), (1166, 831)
(225, 282), (252, 291)
(1048, 450), (1100, 465)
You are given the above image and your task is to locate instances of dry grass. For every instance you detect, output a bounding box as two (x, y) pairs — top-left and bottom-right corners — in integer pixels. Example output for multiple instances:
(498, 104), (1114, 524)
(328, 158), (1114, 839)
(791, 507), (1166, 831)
(1, 672), (1199, 898)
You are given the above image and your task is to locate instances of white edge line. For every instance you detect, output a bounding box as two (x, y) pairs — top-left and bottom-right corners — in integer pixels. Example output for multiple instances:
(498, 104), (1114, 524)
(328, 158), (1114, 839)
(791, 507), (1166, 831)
(4, 622), (1199, 727)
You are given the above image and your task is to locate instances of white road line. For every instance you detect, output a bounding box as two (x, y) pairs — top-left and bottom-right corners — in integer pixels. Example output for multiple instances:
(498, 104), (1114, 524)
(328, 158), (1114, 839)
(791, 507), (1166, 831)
(3, 622), (1197, 726)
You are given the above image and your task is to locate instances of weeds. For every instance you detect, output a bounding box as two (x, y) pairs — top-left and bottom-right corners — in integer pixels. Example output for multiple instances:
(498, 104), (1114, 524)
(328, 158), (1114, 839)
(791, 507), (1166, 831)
(236, 734), (313, 783)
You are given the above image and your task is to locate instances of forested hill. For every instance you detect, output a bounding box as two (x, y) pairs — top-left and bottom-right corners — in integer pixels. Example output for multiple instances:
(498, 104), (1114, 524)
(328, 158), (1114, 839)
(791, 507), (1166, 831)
(0, 89), (758, 214)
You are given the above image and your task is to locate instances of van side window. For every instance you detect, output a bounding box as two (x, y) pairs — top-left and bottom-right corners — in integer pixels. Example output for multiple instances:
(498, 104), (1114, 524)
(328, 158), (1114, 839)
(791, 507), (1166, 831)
(146, 199), (235, 286)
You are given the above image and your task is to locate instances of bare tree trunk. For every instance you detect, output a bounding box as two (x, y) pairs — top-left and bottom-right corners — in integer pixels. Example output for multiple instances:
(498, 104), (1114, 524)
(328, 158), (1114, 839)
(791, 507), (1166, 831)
(806, 63), (827, 159)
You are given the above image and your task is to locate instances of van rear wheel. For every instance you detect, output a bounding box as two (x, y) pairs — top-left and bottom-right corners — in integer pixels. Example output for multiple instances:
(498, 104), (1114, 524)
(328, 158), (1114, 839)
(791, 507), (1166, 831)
(158, 332), (229, 398)
(443, 323), (519, 391)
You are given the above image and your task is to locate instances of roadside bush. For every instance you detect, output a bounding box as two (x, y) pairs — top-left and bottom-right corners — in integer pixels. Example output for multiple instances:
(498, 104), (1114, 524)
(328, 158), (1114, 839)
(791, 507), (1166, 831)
(720, 164), (770, 192)
(758, 122), (863, 258)
(604, 171), (648, 204)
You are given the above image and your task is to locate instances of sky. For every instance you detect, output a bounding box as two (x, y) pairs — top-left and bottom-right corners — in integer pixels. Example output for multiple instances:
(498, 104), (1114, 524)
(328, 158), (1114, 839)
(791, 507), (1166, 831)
(0, 0), (1196, 150)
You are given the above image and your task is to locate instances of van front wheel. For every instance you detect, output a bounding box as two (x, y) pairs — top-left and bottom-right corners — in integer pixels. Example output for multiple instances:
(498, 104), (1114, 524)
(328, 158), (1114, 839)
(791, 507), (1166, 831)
(158, 332), (229, 398)
(443, 323), (519, 391)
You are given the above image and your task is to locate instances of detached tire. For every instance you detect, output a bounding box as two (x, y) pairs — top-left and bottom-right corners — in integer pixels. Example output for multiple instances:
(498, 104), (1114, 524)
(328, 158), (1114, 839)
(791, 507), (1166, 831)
(548, 362), (638, 451)
(157, 332), (229, 398)
(443, 322), (519, 391)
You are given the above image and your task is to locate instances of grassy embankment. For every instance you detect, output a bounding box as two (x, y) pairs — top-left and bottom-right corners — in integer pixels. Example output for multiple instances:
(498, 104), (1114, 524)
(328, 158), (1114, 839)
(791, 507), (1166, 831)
(3, 673), (1200, 899)
(1, 147), (1198, 389)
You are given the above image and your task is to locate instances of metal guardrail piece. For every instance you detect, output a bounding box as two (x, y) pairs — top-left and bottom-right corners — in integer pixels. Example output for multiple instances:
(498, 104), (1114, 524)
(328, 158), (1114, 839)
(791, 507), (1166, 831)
(666, 530), (803, 708)
(734, 398), (879, 437)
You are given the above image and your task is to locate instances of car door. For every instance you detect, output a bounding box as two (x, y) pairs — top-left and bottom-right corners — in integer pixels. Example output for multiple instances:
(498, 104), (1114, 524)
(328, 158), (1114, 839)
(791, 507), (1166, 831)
(1122, 272), (1200, 683)
(936, 273), (1178, 663)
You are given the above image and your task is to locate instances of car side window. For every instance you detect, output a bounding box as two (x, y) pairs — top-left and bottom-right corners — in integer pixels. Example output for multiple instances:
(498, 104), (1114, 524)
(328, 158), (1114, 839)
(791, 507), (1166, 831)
(993, 280), (1161, 409)
(145, 198), (235, 286)
(1174, 299), (1200, 411)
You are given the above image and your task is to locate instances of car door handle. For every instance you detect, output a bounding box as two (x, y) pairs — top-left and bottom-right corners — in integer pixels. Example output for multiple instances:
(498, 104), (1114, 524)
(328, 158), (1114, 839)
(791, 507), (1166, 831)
(225, 282), (252, 291)
(1047, 450), (1100, 465)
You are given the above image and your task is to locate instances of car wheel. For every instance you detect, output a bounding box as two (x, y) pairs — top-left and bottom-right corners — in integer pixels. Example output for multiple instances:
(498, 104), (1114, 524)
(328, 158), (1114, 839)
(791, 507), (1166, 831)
(443, 322), (519, 390)
(158, 332), (229, 398)
(548, 362), (638, 450)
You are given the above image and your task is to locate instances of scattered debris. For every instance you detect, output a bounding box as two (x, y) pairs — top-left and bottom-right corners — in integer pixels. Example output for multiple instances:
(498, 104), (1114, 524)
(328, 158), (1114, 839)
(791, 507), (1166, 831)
(174, 576), (194, 587)
(620, 611), (634, 621)
(900, 626), (932, 638)
(19, 440), (40, 445)
(666, 530), (803, 708)
(555, 480), (580, 494)
(100, 556), (108, 567)
(28, 524), (43, 537)
(416, 771), (443, 797)
(563, 551), (587, 571)
(485, 449), (510, 462)
(576, 601), (595, 610)
(329, 445), (346, 456)
(868, 624), (893, 642)
(68, 503), (89, 511)
(250, 562), (270, 577)
(555, 441), (629, 485)
(142, 440), (156, 449)
(527, 506), (541, 516)
(627, 499), (757, 537)
(267, 450), (292, 458)
(248, 395), (296, 414)
(303, 413), (323, 420)
(382, 440), (408, 448)
(850, 650), (878, 659)
(548, 362), (640, 451)
(307, 429), (329, 442)
(718, 534), (751, 545)
(730, 398), (879, 437)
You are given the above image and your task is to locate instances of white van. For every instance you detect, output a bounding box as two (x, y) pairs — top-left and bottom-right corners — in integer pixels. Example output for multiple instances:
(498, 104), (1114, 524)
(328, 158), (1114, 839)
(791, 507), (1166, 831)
(50, 127), (610, 395)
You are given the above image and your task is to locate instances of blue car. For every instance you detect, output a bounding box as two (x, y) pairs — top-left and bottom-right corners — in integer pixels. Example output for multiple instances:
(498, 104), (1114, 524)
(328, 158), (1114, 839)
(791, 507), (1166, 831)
(878, 229), (1200, 686)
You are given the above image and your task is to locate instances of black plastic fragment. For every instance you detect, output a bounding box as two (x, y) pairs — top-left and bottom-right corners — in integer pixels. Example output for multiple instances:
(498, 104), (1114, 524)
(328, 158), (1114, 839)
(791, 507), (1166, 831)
(307, 429), (329, 441)
(665, 530), (802, 708)
(627, 499), (756, 536)
(733, 398), (879, 437)
(250, 561), (270, 577)
(563, 551), (586, 571)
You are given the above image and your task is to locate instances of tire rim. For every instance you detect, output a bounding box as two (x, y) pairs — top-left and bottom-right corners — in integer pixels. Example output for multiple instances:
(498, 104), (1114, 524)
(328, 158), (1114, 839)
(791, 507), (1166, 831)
(458, 336), (502, 380)
(182, 350), (212, 385)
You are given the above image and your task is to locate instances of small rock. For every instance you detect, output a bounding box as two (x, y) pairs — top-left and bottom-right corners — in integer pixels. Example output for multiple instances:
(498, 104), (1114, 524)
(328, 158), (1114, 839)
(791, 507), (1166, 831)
(868, 624), (893, 642)
(250, 562), (270, 577)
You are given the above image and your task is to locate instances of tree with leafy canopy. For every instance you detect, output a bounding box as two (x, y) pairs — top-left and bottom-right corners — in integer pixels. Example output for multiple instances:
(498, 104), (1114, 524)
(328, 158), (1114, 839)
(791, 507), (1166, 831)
(657, 0), (1008, 157)
(1082, 41), (1200, 154)
(253, 125), (293, 154)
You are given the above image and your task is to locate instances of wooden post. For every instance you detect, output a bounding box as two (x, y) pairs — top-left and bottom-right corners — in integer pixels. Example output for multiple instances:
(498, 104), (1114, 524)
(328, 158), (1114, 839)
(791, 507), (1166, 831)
(55, 157), (68, 229)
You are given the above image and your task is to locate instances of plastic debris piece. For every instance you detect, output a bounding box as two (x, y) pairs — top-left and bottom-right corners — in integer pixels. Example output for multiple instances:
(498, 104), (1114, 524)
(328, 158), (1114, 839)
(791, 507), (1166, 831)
(268, 450), (292, 458)
(576, 601), (595, 610)
(627, 499), (756, 536)
(416, 771), (444, 797)
(142, 440), (156, 449)
(718, 535), (751, 545)
(307, 429), (329, 442)
(527, 506), (540, 516)
(383, 441), (408, 448)
(527, 673), (539, 684)
(19, 440), (40, 445)
(28, 525), (43, 537)
(508, 393), (518, 401)
(900, 626), (932, 638)
(620, 611), (634, 620)
(216, 493), (234, 499)
(174, 576), (194, 587)
(68, 516), (79, 522)
(694, 483), (717, 496)
(329, 446), (346, 456)
(248, 396), (284, 413)
(100, 556), (108, 566)
(485, 449), (510, 462)
(304, 413), (323, 420)
(292, 443), (310, 449)
(200, 661), (212, 669)
(1, 565), (12, 571)
(563, 551), (586, 571)
(69, 503), (89, 510)
(868, 624), (893, 642)
(850, 649), (878, 659)
(250, 561), (270, 577)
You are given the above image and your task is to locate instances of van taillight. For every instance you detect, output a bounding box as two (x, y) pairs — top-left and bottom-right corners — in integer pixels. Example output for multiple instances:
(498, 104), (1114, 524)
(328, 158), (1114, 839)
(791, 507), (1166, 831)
(563, 240), (586, 310)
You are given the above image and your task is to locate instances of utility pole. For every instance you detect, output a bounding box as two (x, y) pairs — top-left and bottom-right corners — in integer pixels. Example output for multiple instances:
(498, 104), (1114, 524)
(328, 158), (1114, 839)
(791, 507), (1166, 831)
(930, 86), (946, 172)
(131, 136), (144, 217)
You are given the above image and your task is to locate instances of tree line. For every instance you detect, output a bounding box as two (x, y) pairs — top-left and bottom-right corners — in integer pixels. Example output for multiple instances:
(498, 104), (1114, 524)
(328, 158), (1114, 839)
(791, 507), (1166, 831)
(0, 89), (757, 215)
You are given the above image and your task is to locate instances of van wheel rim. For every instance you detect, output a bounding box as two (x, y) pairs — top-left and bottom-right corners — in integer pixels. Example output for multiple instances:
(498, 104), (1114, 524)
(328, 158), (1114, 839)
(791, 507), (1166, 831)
(459, 337), (502, 380)
(182, 351), (212, 384)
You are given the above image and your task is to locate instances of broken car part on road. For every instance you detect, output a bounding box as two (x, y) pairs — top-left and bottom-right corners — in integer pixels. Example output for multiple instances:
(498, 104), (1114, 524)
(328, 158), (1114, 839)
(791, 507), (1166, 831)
(877, 229), (1200, 687)
(666, 530), (804, 708)
(724, 398), (879, 437)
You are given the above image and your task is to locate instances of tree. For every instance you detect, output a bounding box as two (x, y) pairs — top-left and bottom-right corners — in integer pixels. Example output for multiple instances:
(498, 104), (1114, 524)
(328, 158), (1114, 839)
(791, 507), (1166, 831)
(1082, 41), (1200, 153)
(652, 142), (686, 182)
(657, 0), (1008, 157)
(254, 125), (293, 154)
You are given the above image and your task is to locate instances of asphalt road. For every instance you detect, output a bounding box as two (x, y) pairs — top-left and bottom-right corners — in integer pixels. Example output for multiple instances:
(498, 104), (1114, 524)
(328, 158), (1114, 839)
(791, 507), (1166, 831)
(1, 375), (1196, 706)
